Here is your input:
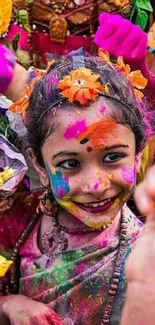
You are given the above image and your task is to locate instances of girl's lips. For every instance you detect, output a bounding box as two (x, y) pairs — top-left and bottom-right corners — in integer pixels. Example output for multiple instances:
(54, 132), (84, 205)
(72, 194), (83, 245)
(74, 194), (121, 214)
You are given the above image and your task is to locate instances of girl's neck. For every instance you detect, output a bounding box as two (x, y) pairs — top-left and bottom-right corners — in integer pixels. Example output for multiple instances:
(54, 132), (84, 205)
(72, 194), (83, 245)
(56, 206), (122, 248)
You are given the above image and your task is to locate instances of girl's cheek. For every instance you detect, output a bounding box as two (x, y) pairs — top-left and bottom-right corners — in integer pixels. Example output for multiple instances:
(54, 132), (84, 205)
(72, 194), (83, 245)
(121, 167), (136, 186)
(47, 165), (70, 200)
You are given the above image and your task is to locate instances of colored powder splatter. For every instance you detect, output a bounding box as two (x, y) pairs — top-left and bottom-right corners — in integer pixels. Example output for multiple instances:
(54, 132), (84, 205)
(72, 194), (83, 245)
(47, 74), (59, 86)
(122, 167), (136, 185)
(99, 106), (106, 113)
(107, 173), (114, 180)
(47, 165), (70, 199)
(75, 262), (86, 274)
(94, 183), (99, 190)
(77, 119), (117, 149)
(64, 120), (87, 140)
(46, 74), (59, 98)
(111, 198), (120, 209)
(87, 146), (93, 152)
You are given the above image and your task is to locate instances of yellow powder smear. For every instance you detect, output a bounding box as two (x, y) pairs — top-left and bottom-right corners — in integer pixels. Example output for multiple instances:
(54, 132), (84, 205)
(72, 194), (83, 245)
(107, 173), (114, 180)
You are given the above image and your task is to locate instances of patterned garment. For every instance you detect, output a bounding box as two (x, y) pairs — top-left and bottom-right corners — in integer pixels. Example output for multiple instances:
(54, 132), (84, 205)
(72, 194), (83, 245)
(19, 205), (143, 325)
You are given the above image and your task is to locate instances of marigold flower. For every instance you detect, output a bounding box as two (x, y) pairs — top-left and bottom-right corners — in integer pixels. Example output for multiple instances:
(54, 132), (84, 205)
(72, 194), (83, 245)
(58, 68), (104, 105)
(9, 70), (43, 117)
(98, 48), (148, 99)
(98, 48), (111, 65)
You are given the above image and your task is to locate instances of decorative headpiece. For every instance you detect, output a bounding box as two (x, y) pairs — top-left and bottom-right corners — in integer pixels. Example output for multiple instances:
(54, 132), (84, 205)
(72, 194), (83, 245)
(9, 48), (148, 120)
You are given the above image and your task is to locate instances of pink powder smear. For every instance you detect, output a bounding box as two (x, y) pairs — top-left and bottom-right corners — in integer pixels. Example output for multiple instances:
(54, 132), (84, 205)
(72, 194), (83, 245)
(100, 106), (106, 113)
(94, 183), (99, 190)
(122, 167), (136, 185)
(64, 120), (87, 140)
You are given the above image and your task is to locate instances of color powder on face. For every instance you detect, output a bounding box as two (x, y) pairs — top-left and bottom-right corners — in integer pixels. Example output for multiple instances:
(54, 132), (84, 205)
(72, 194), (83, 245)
(64, 120), (87, 140)
(76, 110), (81, 115)
(107, 173), (114, 180)
(99, 105), (106, 114)
(122, 167), (136, 185)
(47, 165), (70, 199)
(94, 182), (99, 190)
(77, 119), (117, 149)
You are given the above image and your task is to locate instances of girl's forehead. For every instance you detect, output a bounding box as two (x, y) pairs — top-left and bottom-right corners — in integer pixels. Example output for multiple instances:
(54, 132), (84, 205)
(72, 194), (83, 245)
(53, 99), (110, 129)
(45, 104), (135, 152)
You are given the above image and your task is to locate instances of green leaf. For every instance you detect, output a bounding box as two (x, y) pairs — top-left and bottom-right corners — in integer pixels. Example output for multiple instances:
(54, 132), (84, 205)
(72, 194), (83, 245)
(130, 0), (138, 5)
(135, 8), (148, 30)
(12, 33), (20, 52)
(137, 0), (153, 12)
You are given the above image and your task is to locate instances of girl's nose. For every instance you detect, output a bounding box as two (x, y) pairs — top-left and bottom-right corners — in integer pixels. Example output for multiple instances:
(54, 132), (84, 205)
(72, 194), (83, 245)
(81, 174), (111, 196)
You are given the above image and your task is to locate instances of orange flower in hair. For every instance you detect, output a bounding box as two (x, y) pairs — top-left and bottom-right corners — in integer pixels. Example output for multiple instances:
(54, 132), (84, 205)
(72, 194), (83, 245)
(98, 48), (148, 99)
(9, 69), (43, 117)
(98, 48), (111, 65)
(57, 68), (104, 105)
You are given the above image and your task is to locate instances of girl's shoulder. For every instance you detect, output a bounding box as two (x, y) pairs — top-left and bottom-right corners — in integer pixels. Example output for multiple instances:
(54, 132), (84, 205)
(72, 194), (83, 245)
(0, 191), (41, 257)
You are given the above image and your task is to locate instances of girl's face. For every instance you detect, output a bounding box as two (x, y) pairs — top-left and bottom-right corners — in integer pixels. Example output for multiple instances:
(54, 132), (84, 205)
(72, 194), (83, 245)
(40, 100), (139, 228)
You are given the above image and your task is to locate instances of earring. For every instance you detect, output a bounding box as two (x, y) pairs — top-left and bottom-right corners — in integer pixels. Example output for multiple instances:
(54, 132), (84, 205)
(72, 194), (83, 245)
(38, 189), (58, 217)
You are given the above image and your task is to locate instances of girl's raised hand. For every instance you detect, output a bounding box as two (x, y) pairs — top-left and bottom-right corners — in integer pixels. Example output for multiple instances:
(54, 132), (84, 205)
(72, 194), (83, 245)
(1, 295), (63, 325)
(94, 12), (147, 64)
(121, 165), (155, 325)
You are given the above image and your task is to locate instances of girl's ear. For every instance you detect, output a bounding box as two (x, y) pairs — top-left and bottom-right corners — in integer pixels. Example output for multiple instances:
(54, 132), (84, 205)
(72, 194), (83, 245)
(135, 150), (143, 173)
(26, 148), (50, 188)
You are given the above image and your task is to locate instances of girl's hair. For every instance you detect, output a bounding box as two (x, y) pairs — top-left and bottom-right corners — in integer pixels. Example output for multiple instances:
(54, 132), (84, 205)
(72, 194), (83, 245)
(26, 50), (147, 166)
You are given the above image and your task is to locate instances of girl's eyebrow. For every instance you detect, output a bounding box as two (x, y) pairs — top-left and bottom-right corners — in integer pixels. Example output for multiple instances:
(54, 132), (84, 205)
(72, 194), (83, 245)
(52, 145), (129, 159)
(52, 151), (78, 159)
(104, 144), (129, 150)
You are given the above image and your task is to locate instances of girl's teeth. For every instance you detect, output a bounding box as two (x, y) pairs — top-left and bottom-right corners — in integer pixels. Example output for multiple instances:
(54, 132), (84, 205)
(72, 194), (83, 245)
(84, 198), (111, 208)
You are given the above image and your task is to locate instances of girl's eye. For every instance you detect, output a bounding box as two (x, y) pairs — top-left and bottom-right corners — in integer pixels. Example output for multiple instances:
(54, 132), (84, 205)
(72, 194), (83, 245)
(104, 153), (125, 163)
(57, 159), (80, 170)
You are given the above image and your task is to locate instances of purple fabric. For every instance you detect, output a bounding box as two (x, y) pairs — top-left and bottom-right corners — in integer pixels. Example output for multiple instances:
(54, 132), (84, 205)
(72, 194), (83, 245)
(0, 44), (16, 94)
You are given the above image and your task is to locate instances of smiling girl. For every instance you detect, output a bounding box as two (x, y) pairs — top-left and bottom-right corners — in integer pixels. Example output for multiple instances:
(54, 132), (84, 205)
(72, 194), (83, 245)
(0, 49), (151, 325)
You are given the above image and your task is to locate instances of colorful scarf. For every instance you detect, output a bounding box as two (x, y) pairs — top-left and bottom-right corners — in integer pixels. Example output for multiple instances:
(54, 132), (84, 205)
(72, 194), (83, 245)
(19, 205), (143, 325)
